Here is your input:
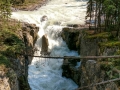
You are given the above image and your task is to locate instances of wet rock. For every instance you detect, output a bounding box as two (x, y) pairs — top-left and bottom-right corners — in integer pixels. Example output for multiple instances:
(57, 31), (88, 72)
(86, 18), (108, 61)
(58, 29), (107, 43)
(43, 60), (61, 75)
(22, 23), (39, 55)
(61, 27), (80, 50)
(40, 15), (48, 22)
(80, 36), (98, 56)
(10, 23), (39, 90)
(62, 58), (80, 84)
(40, 34), (49, 56)
(61, 27), (120, 89)
(80, 60), (101, 87)
(67, 24), (80, 28)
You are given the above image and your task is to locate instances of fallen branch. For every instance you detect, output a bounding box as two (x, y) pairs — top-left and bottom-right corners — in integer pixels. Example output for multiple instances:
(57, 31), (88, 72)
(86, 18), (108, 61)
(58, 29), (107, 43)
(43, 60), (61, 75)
(15, 53), (120, 59)
(76, 78), (120, 90)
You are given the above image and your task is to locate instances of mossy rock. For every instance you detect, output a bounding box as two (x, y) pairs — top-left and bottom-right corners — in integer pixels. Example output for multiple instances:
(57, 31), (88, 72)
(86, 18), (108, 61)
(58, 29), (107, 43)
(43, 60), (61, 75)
(18, 76), (30, 90)
(0, 54), (10, 67)
(99, 41), (120, 48)
(86, 32), (110, 39)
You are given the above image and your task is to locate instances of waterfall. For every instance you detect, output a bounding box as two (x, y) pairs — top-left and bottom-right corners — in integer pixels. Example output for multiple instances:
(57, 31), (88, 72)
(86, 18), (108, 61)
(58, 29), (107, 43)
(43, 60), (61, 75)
(11, 0), (87, 90)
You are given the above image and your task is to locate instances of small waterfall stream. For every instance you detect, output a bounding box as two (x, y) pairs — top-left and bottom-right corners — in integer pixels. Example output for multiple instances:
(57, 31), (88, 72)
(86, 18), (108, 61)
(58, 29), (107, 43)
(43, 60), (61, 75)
(11, 0), (87, 90)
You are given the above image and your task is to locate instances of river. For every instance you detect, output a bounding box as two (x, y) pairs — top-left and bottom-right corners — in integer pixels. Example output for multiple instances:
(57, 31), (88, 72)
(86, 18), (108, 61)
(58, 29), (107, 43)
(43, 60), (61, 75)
(11, 0), (87, 90)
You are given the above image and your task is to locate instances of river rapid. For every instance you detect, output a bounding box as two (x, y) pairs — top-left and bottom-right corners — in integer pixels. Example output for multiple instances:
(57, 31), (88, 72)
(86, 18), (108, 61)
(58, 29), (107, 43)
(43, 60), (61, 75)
(11, 0), (87, 90)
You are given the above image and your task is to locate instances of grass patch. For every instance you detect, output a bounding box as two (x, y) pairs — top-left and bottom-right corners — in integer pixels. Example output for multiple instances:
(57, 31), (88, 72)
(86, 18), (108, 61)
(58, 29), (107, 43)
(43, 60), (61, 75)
(0, 54), (10, 67)
(99, 41), (120, 48)
(86, 32), (110, 39)
(0, 20), (25, 67)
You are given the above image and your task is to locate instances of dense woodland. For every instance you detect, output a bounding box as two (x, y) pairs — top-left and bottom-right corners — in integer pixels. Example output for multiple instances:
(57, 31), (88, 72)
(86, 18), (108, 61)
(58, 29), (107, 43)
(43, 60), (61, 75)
(86, 0), (120, 35)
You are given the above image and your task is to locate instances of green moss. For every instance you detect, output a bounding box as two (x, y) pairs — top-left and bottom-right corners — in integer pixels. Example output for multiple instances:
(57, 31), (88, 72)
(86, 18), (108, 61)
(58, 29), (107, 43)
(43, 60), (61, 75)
(115, 66), (120, 70)
(86, 32), (110, 39)
(18, 76), (30, 90)
(0, 21), (24, 67)
(100, 62), (112, 71)
(0, 54), (10, 67)
(100, 58), (120, 79)
(99, 41), (120, 48)
(115, 50), (120, 55)
(0, 29), (24, 57)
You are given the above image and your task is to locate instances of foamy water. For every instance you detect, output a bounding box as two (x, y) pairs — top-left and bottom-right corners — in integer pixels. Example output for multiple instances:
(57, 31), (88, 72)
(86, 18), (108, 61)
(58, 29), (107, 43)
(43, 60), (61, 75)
(11, 0), (87, 90)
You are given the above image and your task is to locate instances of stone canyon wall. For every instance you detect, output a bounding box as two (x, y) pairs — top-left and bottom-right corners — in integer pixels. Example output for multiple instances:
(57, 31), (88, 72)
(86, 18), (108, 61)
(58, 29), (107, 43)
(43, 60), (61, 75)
(0, 23), (39, 90)
(61, 26), (120, 90)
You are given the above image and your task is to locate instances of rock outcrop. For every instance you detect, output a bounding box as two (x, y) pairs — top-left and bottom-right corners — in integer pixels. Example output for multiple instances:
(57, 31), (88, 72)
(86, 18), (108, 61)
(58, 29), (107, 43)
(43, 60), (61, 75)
(61, 26), (120, 89)
(11, 0), (48, 11)
(18, 23), (39, 89)
(41, 34), (49, 55)
(62, 57), (80, 83)
(0, 23), (39, 90)
(61, 27), (120, 56)
(0, 65), (11, 90)
(22, 23), (39, 63)
(61, 27), (80, 52)
(22, 23), (39, 47)
(62, 57), (119, 90)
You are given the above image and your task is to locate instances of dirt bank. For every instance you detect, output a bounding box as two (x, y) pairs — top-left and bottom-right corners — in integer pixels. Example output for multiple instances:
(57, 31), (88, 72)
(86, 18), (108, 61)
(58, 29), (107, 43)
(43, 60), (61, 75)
(12, 0), (49, 11)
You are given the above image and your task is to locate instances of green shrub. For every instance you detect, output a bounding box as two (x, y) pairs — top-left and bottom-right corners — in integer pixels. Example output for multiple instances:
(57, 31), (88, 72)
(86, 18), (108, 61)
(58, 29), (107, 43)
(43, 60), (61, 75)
(0, 54), (10, 67)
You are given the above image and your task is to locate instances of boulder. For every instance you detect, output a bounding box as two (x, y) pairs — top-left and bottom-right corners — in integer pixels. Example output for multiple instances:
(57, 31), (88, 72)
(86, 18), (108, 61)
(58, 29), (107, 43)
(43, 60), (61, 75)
(41, 34), (49, 55)
(22, 23), (39, 55)
(40, 15), (48, 22)
(61, 27), (80, 50)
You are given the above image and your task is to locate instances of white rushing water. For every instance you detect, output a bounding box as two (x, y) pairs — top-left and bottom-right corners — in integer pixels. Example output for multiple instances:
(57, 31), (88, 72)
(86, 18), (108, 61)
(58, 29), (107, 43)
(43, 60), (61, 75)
(11, 0), (87, 90)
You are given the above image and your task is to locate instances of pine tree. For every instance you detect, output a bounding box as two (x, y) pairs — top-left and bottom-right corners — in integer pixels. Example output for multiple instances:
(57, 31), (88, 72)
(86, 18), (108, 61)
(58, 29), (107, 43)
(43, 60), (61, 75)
(86, 0), (119, 33)
(0, 0), (11, 23)
(86, 0), (95, 29)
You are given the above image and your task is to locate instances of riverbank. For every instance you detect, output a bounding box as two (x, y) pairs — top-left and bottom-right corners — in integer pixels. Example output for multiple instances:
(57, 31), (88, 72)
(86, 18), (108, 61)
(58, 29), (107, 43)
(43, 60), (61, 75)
(12, 0), (48, 11)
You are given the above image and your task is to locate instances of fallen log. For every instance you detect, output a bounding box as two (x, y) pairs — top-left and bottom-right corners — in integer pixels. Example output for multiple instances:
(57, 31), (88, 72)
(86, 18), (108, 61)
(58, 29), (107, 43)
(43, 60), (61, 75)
(76, 78), (120, 90)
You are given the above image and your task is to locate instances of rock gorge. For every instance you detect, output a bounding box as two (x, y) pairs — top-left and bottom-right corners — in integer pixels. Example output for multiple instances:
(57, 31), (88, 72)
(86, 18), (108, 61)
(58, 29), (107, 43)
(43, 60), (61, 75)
(61, 27), (120, 56)
(1, 0), (120, 89)
(0, 23), (39, 90)
(2, 23), (120, 90)
(61, 26), (120, 89)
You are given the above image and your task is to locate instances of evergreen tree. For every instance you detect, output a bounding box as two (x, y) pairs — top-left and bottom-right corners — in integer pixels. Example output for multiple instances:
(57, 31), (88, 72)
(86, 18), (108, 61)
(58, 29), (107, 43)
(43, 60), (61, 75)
(86, 0), (95, 29)
(0, 0), (11, 23)
(86, 0), (120, 35)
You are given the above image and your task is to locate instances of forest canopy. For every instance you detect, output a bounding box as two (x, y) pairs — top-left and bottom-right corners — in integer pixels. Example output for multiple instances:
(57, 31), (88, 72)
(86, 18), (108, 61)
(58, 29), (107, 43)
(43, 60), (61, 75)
(86, 0), (120, 35)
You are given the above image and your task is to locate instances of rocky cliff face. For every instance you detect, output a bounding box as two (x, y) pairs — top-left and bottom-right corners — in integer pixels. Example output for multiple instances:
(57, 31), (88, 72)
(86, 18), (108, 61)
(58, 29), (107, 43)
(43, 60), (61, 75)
(0, 23), (39, 90)
(62, 27), (120, 56)
(22, 23), (39, 63)
(61, 27), (81, 54)
(0, 65), (11, 90)
(18, 23), (39, 90)
(61, 27), (120, 89)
